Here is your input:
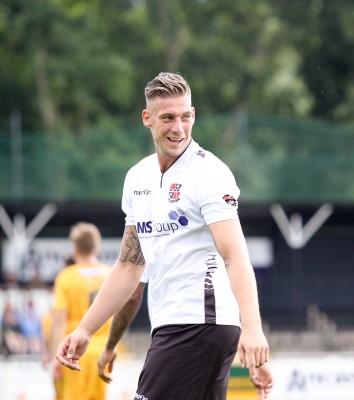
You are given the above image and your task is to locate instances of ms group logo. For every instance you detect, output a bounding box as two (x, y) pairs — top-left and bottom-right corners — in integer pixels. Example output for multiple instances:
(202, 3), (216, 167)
(137, 208), (189, 236)
(168, 208), (188, 226)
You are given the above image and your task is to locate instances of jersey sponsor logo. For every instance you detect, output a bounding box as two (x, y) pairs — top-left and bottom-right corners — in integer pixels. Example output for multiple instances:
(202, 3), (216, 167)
(168, 183), (182, 203)
(136, 209), (189, 236)
(134, 189), (152, 195)
(137, 220), (179, 234)
(223, 194), (238, 207)
(168, 208), (188, 226)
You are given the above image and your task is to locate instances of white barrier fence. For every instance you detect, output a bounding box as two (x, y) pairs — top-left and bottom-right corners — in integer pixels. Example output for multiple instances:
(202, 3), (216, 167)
(1, 352), (354, 400)
(270, 352), (354, 400)
(0, 356), (144, 400)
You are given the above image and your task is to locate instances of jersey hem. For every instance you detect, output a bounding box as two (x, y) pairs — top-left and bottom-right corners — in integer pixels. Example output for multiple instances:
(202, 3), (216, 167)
(151, 319), (241, 332)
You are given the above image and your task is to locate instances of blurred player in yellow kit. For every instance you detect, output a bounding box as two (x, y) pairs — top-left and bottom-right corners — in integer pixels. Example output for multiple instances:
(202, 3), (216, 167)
(47, 222), (112, 400)
(42, 255), (76, 400)
(42, 310), (64, 400)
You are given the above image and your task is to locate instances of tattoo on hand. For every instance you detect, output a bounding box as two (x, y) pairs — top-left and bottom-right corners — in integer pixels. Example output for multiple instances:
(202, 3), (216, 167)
(119, 226), (145, 266)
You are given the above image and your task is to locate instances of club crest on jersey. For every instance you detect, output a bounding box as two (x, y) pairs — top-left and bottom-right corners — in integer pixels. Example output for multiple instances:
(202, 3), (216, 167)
(223, 194), (237, 207)
(169, 183), (182, 203)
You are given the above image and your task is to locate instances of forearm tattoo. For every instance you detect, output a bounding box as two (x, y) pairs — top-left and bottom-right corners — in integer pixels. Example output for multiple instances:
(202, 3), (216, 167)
(119, 225), (145, 266)
(106, 300), (140, 350)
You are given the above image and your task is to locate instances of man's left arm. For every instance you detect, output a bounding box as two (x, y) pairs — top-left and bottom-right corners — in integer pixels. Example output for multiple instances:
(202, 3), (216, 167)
(209, 219), (274, 398)
(97, 282), (147, 383)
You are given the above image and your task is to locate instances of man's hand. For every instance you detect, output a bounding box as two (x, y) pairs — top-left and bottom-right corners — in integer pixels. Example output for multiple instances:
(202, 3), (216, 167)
(56, 327), (92, 371)
(237, 328), (269, 371)
(97, 347), (117, 383)
(250, 363), (274, 399)
(237, 327), (273, 399)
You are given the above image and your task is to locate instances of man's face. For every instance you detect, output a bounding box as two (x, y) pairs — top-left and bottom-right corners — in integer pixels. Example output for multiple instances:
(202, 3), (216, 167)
(142, 94), (195, 169)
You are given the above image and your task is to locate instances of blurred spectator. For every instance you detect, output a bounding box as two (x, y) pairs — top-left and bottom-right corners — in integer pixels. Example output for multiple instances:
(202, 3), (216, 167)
(19, 299), (43, 354)
(0, 301), (27, 355)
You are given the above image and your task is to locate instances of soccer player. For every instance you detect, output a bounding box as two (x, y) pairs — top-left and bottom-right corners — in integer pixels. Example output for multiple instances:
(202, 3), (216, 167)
(56, 72), (274, 400)
(49, 222), (112, 400)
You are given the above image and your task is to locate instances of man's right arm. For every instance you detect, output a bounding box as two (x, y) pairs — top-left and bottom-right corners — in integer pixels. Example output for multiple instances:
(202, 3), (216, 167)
(97, 282), (146, 383)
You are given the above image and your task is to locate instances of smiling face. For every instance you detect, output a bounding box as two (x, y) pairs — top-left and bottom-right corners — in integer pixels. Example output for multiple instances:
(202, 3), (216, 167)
(142, 94), (195, 172)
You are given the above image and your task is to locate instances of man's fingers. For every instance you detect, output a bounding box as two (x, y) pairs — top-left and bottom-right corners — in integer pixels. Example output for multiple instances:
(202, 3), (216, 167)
(98, 372), (113, 383)
(257, 388), (265, 400)
(56, 343), (81, 371)
(66, 343), (77, 359)
(248, 363), (257, 380)
(264, 382), (273, 396)
(56, 355), (81, 371)
(257, 347), (269, 367)
(97, 350), (116, 382)
(238, 345), (246, 368)
(97, 360), (113, 383)
(243, 347), (269, 369)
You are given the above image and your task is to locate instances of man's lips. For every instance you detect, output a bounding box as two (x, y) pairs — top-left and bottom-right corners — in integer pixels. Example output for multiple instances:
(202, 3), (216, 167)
(167, 137), (183, 143)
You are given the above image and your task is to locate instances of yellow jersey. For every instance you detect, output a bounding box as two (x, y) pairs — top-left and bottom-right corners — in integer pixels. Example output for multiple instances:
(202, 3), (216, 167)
(53, 262), (112, 348)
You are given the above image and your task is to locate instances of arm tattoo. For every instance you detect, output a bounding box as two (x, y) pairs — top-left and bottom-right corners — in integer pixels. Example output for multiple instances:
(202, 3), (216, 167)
(106, 298), (141, 350)
(119, 226), (145, 266)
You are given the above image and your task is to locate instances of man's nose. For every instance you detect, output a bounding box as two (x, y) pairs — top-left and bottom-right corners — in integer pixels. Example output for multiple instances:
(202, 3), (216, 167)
(172, 118), (183, 133)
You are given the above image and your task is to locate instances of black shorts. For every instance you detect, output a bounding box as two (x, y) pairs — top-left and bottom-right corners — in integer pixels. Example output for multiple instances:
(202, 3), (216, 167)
(134, 324), (241, 400)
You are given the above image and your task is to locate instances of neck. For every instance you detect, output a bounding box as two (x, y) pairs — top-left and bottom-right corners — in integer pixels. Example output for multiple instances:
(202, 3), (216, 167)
(158, 155), (178, 173)
(75, 255), (97, 264)
(158, 138), (193, 173)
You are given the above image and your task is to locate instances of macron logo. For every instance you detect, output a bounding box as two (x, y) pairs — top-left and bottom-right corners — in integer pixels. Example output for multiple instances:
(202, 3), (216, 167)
(134, 189), (151, 196)
(134, 393), (149, 400)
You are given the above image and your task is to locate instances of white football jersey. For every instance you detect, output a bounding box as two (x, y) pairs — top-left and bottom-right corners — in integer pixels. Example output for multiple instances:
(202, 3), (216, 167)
(122, 140), (241, 330)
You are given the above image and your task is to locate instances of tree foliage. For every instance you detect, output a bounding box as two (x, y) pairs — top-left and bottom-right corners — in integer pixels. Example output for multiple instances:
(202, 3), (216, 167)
(0, 0), (353, 133)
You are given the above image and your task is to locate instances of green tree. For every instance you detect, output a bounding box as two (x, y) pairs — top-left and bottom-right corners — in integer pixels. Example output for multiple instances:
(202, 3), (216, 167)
(277, 0), (354, 122)
(1, 0), (353, 132)
(0, 0), (135, 132)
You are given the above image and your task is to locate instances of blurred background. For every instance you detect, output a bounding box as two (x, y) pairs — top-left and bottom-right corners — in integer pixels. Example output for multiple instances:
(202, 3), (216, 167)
(0, 0), (354, 399)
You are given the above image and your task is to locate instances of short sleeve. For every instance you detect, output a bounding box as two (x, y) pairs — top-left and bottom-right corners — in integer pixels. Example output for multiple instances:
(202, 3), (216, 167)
(121, 169), (135, 226)
(196, 160), (240, 226)
(140, 264), (150, 283)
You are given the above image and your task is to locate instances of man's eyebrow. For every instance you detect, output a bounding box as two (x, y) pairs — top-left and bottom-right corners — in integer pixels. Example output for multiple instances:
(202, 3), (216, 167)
(159, 112), (173, 118)
(159, 110), (192, 118)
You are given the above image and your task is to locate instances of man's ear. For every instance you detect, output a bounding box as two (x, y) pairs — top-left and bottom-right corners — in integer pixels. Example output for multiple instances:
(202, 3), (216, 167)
(142, 109), (151, 128)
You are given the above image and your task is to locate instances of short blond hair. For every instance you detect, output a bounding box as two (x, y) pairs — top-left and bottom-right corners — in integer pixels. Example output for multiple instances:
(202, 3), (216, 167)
(69, 222), (101, 256)
(144, 72), (191, 101)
